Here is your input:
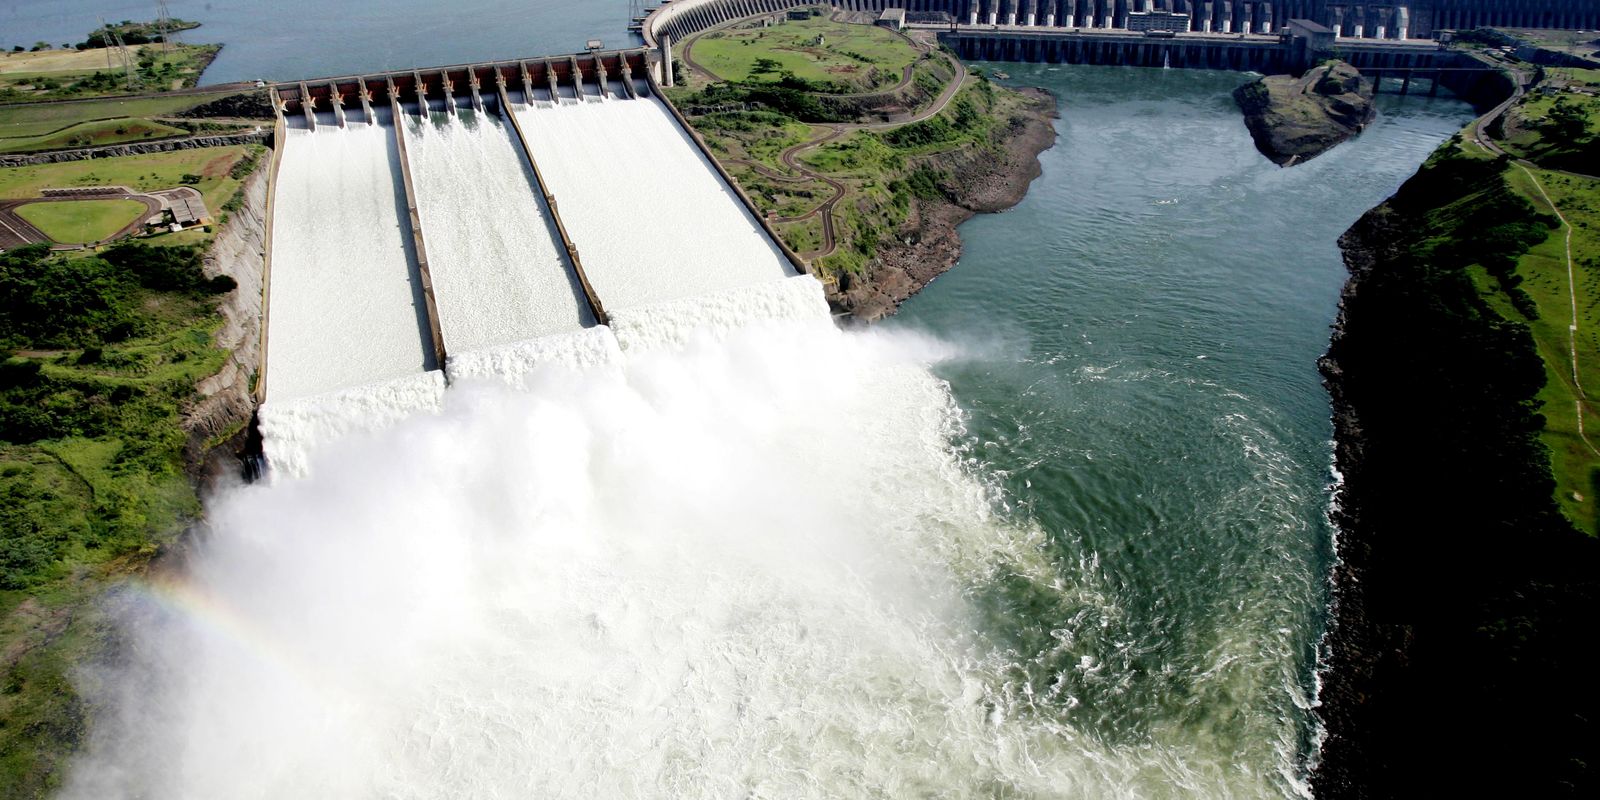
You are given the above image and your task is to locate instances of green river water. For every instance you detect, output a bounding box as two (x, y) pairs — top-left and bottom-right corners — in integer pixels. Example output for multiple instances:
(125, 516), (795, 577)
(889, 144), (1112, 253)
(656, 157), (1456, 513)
(889, 64), (1476, 795)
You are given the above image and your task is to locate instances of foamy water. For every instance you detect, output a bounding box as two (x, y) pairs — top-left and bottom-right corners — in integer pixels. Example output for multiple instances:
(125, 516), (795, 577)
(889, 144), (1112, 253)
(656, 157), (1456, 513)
(257, 370), (447, 478)
(64, 278), (1291, 799)
(513, 96), (793, 311)
(404, 111), (594, 352)
(266, 123), (433, 401)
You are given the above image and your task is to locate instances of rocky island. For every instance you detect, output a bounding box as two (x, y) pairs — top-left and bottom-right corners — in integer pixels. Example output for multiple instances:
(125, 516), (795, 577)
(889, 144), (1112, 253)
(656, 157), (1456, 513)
(1234, 61), (1376, 166)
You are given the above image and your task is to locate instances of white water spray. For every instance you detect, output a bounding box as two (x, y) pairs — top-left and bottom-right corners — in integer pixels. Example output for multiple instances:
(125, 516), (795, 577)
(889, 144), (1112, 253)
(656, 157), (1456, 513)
(63, 277), (1293, 799)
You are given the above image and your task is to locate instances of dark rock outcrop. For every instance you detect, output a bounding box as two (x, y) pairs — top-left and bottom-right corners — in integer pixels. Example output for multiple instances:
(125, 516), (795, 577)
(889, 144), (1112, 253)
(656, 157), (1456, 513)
(1235, 61), (1376, 167)
(177, 89), (275, 120)
(0, 131), (271, 168)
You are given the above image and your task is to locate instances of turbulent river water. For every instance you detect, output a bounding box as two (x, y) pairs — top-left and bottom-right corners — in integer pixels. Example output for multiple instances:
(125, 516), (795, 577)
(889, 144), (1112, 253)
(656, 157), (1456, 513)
(59, 66), (1474, 799)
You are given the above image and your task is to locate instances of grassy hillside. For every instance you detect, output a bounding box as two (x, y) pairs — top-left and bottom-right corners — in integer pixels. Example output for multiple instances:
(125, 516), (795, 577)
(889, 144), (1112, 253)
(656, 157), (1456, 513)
(0, 241), (239, 797)
(0, 40), (219, 103)
(689, 14), (919, 92)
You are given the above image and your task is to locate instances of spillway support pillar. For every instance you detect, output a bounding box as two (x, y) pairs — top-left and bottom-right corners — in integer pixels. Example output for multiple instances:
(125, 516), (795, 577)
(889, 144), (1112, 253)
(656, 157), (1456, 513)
(386, 78), (450, 374)
(297, 82), (317, 130)
(617, 57), (640, 98)
(326, 81), (348, 129)
(442, 73), (459, 116)
(545, 59), (562, 103)
(595, 57), (611, 99)
(495, 81), (611, 326)
(569, 55), (587, 101)
(358, 81), (375, 123)
(519, 61), (536, 104)
(412, 71), (430, 120)
(469, 72), (486, 114)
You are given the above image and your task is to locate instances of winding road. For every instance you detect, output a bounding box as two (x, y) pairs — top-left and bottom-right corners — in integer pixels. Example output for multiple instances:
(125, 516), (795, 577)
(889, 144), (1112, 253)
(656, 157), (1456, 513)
(675, 12), (969, 260)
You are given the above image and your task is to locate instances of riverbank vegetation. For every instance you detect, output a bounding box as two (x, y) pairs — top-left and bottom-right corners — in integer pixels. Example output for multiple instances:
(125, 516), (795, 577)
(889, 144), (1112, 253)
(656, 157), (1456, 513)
(0, 241), (235, 797)
(0, 21), (217, 103)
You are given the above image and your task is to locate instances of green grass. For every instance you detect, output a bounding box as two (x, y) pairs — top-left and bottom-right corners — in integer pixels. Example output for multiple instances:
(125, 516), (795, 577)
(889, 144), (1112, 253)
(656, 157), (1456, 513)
(682, 78), (1012, 277)
(1492, 166), (1600, 533)
(0, 90), (237, 139)
(0, 43), (219, 102)
(14, 198), (148, 243)
(0, 116), (187, 154)
(0, 144), (259, 246)
(687, 16), (919, 91)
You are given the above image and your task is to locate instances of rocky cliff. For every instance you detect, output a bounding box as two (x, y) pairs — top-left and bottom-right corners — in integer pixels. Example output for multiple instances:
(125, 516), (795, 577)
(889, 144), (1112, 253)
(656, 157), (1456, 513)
(185, 166), (266, 483)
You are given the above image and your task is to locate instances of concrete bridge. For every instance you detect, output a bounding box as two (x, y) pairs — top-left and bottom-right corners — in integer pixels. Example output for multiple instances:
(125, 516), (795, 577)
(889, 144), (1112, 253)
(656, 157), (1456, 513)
(644, 1), (1600, 49)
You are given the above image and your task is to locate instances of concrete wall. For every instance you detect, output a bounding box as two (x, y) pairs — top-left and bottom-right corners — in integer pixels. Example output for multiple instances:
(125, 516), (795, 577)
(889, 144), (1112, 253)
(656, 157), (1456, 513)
(644, 1), (1600, 46)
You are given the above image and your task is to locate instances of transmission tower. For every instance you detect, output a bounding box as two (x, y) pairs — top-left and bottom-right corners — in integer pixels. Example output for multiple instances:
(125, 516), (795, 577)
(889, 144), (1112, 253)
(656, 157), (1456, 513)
(156, 1), (177, 50)
(97, 16), (138, 92)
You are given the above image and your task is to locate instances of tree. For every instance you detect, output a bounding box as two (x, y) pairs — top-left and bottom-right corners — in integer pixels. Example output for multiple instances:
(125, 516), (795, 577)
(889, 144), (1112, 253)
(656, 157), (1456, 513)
(1545, 97), (1591, 146)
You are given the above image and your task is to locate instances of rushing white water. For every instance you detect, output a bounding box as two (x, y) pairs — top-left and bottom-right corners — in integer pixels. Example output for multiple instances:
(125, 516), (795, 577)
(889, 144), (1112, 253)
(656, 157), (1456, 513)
(514, 96), (793, 311)
(266, 123), (433, 402)
(403, 111), (594, 353)
(66, 279), (1295, 799)
(258, 370), (447, 478)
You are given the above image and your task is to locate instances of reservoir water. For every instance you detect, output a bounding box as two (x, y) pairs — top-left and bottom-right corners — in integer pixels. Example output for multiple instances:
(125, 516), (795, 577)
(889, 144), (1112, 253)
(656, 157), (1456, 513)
(0, 0), (632, 85)
(61, 66), (1474, 798)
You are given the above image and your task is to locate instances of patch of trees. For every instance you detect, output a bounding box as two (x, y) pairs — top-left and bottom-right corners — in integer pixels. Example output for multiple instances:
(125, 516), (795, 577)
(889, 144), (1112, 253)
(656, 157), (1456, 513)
(0, 243), (228, 351)
(1537, 96), (1600, 174)
(1316, 146), (1600, 797)
(677, 81), (851, 123)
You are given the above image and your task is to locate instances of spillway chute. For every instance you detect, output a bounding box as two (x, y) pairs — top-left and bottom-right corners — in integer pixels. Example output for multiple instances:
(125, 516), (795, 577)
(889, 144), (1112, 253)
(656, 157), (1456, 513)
(258, 51), (812, 475)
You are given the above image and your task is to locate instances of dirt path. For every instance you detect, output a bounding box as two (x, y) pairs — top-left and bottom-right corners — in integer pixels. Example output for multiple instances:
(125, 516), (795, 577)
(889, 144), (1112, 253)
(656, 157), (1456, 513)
(1517, 163), (1600, 457)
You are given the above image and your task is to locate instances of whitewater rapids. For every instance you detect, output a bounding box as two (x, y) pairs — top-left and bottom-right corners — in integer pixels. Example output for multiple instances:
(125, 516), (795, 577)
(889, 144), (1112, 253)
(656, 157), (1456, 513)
(66, 278), (1296, 799)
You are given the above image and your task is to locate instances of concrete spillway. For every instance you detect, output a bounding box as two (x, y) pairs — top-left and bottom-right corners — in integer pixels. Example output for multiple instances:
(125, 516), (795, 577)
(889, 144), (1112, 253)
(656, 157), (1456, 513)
(514, 95), (793, 312)
(403, 112), (594, 355)
(259, 54), (804, 471)
(265, 121), (434, 402)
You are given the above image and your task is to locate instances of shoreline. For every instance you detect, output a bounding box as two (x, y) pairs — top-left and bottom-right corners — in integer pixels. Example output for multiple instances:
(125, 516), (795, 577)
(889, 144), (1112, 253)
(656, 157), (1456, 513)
(1308, 207), (1392, 796)
(828, 86), (1059, 321)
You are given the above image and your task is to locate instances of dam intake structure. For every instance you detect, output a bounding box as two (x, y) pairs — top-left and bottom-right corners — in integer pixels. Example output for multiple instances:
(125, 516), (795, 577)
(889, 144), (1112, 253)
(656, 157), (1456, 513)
(647, 1), (1600, 47)
(257, 51), (806, 472)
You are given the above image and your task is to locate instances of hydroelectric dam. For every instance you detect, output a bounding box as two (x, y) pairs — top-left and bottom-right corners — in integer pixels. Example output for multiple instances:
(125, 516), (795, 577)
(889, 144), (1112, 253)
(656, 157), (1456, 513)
(256, 50), (817, 472)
